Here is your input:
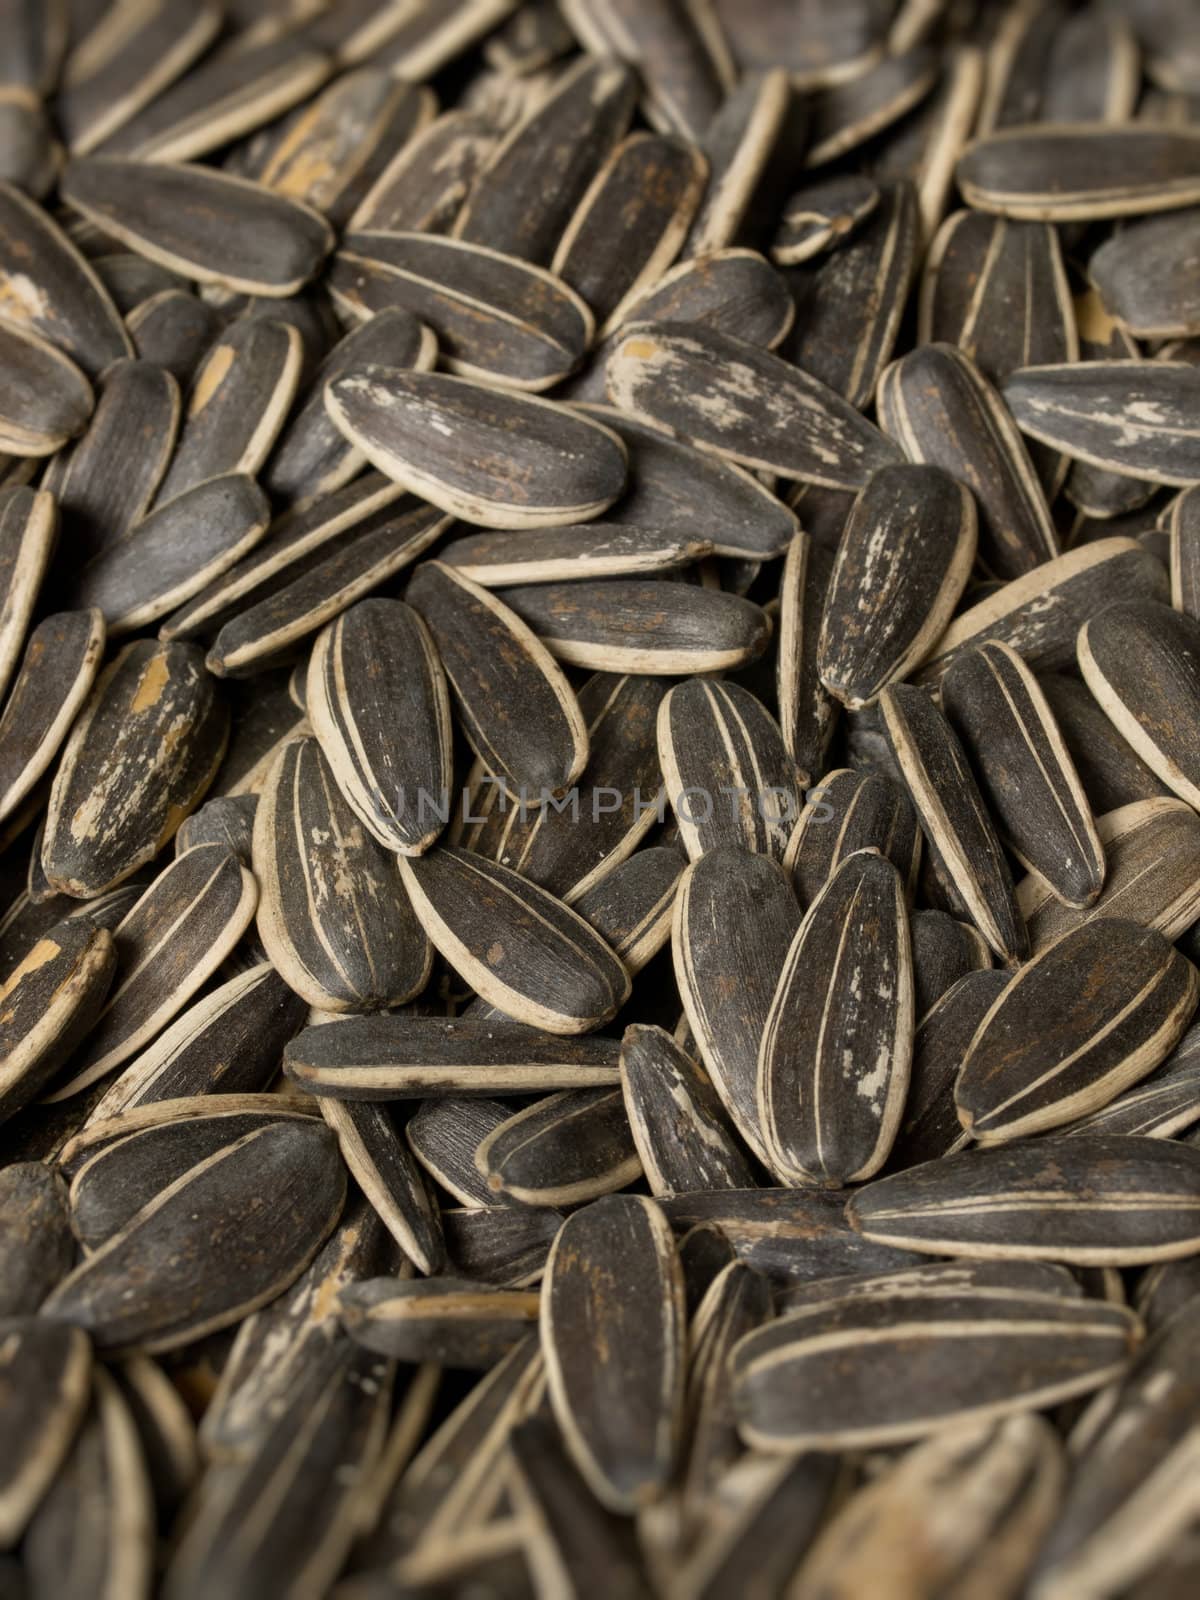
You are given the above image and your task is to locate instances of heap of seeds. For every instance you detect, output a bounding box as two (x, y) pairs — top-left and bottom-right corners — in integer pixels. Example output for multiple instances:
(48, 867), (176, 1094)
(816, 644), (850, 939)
(0, 0), (1199, 1594)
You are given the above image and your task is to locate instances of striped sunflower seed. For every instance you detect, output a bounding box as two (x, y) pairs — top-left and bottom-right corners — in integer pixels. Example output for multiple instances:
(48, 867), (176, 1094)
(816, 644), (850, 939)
(341, 1277), (539, 1370)
(1169, 484), (1200, 618)
(956, 919), (1198, 1143)
(0, 316), (92, 455)
(1088, 206), (1200, 339)
(253, 735), (432, 1012)
(173, 794), (257, 860)
(771, 173), (881, 264)
(957, 124), (1200, 221)
(446, 1203), (563, 1289)
(620, 1024), (752, 1196)
(407, 1098), (511, 1209)
(678, 67), (792, 259)
(0, 1317), (91, 1548)
(42, 639), (228, 898)
(848, 1133), (1200, 1265)
(941, 640), (1105, 909)
(0, 489), (55, 714)
(283, 1015), (621, 1099)
(0, 610), (105, 828)
(784, 767), (921, 908)
(0, 87), (58, 200)
(1063, 1021), (1200, 1141)
(805, 42), (939, 167)
(347, 109), (497, 234)
(910, 908), (992, 1021)
(542, 1194), (686, 1514)
(326, 368), (627, 529)
(320, 1099), (444, 1276)
(42, 1120), (345, 1354)
(777, 530), (838, 780)
(607, 322), (900, 489)
(569, 845), (682, 973)
(0, 919), (115, 1123)
(759, 849), (913, 1186)
(474, 1087), (640, 1207)
(0, 1164), (73, 1316)
(126, 289), (222, 388)
(439, 523), (712, 586)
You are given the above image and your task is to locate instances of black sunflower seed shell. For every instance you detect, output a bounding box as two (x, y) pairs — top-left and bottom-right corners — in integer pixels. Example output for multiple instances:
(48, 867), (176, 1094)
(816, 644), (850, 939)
(942, 639), (1105, 910)
(0, 609), (105, 828)
(542, 1194), (686, 1514)
(679, 67), (793, 259)
(439, 523), (711, 586)
(320, 1099), (444, 1276)
(42, 1120), (346, 1354)
(0, 317), (92, 455)
(0, 1317), (91, 1548)
(127, 289), (223, 388)
(347, 109), (496, 234)
(1088, 207), (1200, 340)
(0, 89), (58, 199)
(784, 767), (922, 909)
(174, 793), (257, 861)
(817, 461), (976, 708)
(341, 1276), (539, 1369)
(570, 845), (682, 973)
(406, 561), (587, 801)
(284, 1014), (622, 1099)
(849, 1134), (1200, 1265)
(620, 1024), (753, 1197)
(957, 124), (1200, 221)
(772, 173), (880, 264)
(0, 489), (56, 714)
(407, 1097), (510, 1209)
(881, 682), (1027, 963)
(0, 1162), (73, 1316)
(42, 638), (228, 898)
(877, 342), (1058, 581)
(475, 1087), (640, 1208)
(0, 918), (115, 1123)
(1064, 1033), (1200, 1141)
(444, 1202), (563, 1289)
(776, 531), (838, 782)
(606, 322), (900, 490)
(59, 157), (334, 298)
(805, 41), (939, 167)
(1170, 484), (1200, 620)
(910, 908), (992, 1022)
(252, 735), (431, 1012)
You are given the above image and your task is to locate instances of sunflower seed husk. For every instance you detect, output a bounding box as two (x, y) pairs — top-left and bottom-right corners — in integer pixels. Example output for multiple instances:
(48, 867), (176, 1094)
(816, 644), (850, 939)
(942, 640), (1105, 910)
(620, 1024), (753, 1197)
(731, 1281), (1139, 1452)
(1063, 1021), (1200, 1141)
(776, 530), (838, 782)
(407, 1098), (510, 1209)
(1078, 599), (1200, 808)
(910, 908), (992, 1022)
(0, 609), (105, 827)
(0, 1317), (91, 1548)
(571, 845), (681, 973)
(542, 1194), (686, 1514)
(772, 173), (880, 264)
(785, 767), (921, 909)
(807, 42), (939, 167)
(341, 1277), (538, 1369)
(1170, 484), (1200, 619)
(42, 639), (228, 898)
(285, 1015), (621, 1100)
(0, 315), (92, 455)
(42, 1119), (345, 1354)
(59, 157), (334, 298)
(174, 793), (257, 860)
(126, 289), (222, 388)
(253, 735), (431, 1012)
(881, 682), (1027, 963)
(607, 322), (900, 489)
(475, 1087), (640, 1207)
(0, 1163), (73, 1315)
(0, 918), (115, 1122)
(328, 367), (627, 528)
(849, 1133), (1200, 1265)
(406, 561), (587, 800)
(957, 124), (1200, 221)
(440, 523), (712, 586)
(679, 67), (792, 259)
(1088, 207), (1200, 340)
(320, 1099), (444, 1276)
(877, 342), (1058, 580)
(347, 108), (497, 233)
(0, 85), (59, 198)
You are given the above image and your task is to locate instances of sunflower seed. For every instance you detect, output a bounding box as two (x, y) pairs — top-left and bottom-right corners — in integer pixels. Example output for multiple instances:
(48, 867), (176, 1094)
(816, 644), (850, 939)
(542, 1194), (685, 1513)
(607, 322), (900, 489)
(407, 1098), (510, 1209)
(881, 682), (1027, 963)
(174, 793), (257, 860)
(731, 1281), (1139, 1452)
(942, 640), (1105, 910)
(441, 523), (711, 587)
(59, 157), (334, 298)
(0, 1317), (91, 1548)
(620, 1024), (753, 1196)
(42, 1119), (345, 1353)
(347, 108), (497, 233)
(910, 908), (992, 1021)
(42, 639), (228, 898)
(126, 289), (222, 388)
(849, 1133), (1200, 1265)
(283, 1015), (622, 1099)
(568, 846), (679, 973)
(0, 86), (58, 198)
(0, 315), (92, 454)
(0, 610), (105, 828)
(0, 1163), (72, 1315)
(0, 917), (115, 1122)
(1002, 361), (1200, 487)
(807, 42), (939, 167)
(475, 1088), (640, 1207)
(1170, 485), (1200, 619)
(1063, 1025), (1200, 1141)
(341, 1277), (538, 1369)
(253, 735), (431, 1012)
(680, 67), (792, 259)
(406, 561), (588, 799)
(320, 1099), (444, 1276)
(772, 173), (881, 264)
(784, 767), (921, 909)
(1089, 207), (1200, 340)
(878, 343), (1058, 580)
(957, 124), (1200, 221)
(328, 368), (627, 528)
(776, 531), (838, 781)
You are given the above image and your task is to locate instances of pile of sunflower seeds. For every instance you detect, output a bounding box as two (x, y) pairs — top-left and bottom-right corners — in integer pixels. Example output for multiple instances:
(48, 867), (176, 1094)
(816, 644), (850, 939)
(2, 0), (1200, 1594)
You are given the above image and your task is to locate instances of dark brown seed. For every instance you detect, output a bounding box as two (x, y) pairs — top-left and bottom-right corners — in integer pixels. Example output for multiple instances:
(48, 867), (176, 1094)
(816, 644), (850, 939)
(957, 125), (1200, 221)
(0, 918), (115, 1123)
(347, 109), (496, 234)
(327, 368), (627, 529)
(570, 845), (682, 973)
(407, 1098), (510, 1208)
(0, 1164), (73, 1315)
(772, 173), (881, 264)
(542, 1195), (686, 1514)
(674, 847), (800, 1165)
(679, 67), (792, 259)
(497, 577), (771, 675)
(59, 157), (335, 298)
(306, 598), (452, 856)
(0, 1317), (92, 1547)
(42, 1120), (345, 1354)
(877, 343), (1058, 581)
(607, 322), (900, 490)
(341, 1276), (538, 1371)
(1064, 1019), (1200, 1141)
(784, 767), (922, 908)
(806, 42), (939, 166)
(253, 735), (431, 1013)
(942, 640), (1105, 909)
(657, 677), (800, 860)
(0, 316), (92, 454)
(42, 639), (228, 898)
(0, 181), (131, 376)
(1039, 669), (1170, 816)
(620, 1024), (753, 1196)
(0, 88), (59, 199)
(881, 683), (1027, 963)
(47, 843), (257, 1100)
(776, 531), (838, 781)
(817, 462), (976, 707)
(173, 794), (257, 861)
(284, 1014), (622, 1100)
(444, 1203), (562, 1290)
(1170, 484), (1200, 619)
(320, 1099), (444, 1276)
(0, 610), (105, 828)
(760, 850), (912, 1186)
(850, 1134), (1200, 1265)
(0, 488), (55, 712)
(1078, 599), (1200, 808)
(910, 908), (992, 1022)
(127, 289), (222, 388)
(475, 1088), (640, 1208)
(406, 561), (587, 799)
(1089, 207), (1200, 340)
(439, 523), (711, 586)
(731, 1281), (1138, 1452)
